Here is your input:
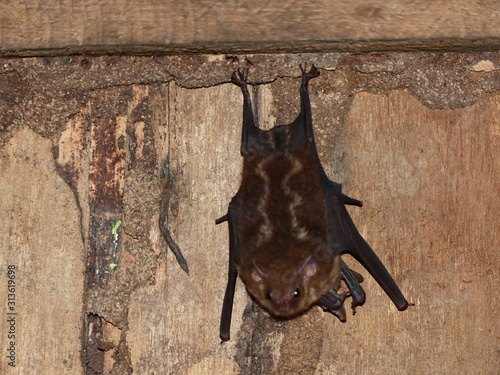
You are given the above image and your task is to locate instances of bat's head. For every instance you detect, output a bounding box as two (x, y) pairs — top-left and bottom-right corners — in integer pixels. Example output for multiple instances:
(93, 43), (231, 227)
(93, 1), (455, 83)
(239, 253), (340, 317)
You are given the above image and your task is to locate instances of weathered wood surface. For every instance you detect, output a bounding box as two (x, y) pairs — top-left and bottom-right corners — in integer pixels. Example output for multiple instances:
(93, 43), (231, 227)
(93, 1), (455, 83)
(0, 53), (498, 374)
(1, 1), (500, 55)
(0, 129), (84, 373)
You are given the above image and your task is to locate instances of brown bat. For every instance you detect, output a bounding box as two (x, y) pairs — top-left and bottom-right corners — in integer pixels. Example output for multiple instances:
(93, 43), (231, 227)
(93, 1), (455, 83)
(214, 65), (411, 342)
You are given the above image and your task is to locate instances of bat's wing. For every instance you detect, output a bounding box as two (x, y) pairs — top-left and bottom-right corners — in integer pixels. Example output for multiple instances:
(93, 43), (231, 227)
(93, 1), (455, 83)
(216, 195), (241, 342)
(327, 186), (410, 311)
(296, 64), (409, 311)
(216, 68), (257, 342)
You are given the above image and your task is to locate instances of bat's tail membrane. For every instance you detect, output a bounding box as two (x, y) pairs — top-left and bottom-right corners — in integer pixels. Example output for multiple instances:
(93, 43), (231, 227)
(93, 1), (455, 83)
(332, 196), (410, 311)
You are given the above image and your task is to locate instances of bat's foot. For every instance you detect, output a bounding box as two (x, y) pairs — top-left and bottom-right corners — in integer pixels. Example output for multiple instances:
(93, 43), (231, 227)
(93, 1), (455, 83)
(300, 64), (320, 87)
(231, 68), (249, 88)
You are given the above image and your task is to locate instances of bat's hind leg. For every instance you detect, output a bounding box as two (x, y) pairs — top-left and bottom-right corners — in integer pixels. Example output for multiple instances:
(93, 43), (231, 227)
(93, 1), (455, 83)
(231, 68), (260, 155)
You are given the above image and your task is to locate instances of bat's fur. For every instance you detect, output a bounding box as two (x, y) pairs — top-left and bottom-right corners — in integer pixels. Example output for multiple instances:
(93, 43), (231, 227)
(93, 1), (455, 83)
(236, 118), (340, 317)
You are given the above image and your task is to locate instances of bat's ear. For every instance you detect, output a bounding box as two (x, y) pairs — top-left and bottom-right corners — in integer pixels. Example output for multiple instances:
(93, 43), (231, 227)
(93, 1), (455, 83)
(302, 263), (317, 279)
(251, 269), (264, 283)
(251, 260), (267, 282)
(299, 256), (318, 280)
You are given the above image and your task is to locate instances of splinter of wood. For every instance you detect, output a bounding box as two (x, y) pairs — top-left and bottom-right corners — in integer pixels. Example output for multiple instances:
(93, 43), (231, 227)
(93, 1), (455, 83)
(159, 184), (188, 273)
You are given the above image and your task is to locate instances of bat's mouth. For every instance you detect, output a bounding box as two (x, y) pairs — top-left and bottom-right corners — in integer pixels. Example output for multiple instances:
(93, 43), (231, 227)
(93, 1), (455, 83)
(265, 288), (305, 317)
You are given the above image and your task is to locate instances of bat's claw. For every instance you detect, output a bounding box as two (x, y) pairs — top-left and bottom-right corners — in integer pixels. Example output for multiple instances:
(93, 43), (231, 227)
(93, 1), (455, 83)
(300, 63), (320, 87)
(318, 289), (350, 322)
(216, 214), (229, 224)
(231, 68), (249, 87)
(318, 290), (348, 309)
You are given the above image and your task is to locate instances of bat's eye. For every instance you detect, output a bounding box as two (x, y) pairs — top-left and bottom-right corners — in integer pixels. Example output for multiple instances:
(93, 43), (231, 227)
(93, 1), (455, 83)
(266, 292), (272, 300)
(293, 289), (300, 298)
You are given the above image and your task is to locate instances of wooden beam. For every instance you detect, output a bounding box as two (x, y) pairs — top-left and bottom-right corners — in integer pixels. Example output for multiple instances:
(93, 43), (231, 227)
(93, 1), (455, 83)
(1, 1), (500, 56)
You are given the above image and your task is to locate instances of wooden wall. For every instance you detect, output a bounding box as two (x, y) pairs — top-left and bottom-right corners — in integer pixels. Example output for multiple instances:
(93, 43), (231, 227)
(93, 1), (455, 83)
(0, 2), (499, 375)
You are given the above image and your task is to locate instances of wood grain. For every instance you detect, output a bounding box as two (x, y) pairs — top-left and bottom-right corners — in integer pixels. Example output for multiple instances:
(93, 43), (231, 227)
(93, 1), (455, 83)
(0, 53), (498, 374)
(0, 129), (84, 374)
(127, 81), (246, 374)
(321, 90), (499, 375)
(1, 0), (500, 55)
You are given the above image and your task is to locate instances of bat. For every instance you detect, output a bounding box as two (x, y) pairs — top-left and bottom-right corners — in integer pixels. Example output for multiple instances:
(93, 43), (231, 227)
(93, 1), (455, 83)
(216, 65), (411, 342)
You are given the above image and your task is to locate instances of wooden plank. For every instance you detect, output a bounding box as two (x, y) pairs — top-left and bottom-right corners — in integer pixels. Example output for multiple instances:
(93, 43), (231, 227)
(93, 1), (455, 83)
(318, 90), (499, 375)
(0, 129), (84, 374)
(1, 1), (500, 56)
(127, 82), (245, 374)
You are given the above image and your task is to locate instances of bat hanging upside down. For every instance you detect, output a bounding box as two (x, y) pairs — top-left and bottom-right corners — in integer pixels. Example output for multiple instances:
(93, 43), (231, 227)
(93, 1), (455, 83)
(215, 65), (411, 342)
(160, 64), (411, 342)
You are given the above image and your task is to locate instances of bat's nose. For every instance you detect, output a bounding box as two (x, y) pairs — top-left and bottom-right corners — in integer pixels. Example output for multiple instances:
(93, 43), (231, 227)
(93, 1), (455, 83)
(268, 289), (301, 316)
